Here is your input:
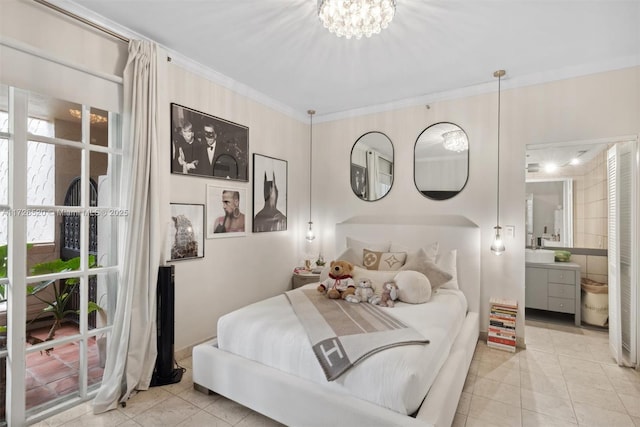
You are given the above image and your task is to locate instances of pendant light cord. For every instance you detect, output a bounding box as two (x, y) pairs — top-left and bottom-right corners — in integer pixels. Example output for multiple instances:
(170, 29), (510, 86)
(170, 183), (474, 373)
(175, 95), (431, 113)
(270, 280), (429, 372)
(308, 110), (315, 223)
(496, 73), (501, 228)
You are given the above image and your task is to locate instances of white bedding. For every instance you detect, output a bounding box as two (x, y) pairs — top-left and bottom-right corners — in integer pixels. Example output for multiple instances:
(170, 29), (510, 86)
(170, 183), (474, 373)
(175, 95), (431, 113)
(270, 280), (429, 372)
(217, 284), (468, 415)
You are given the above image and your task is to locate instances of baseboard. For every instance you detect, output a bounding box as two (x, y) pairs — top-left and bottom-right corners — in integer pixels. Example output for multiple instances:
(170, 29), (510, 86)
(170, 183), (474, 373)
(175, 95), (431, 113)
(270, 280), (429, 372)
(175, 335), (216, 362)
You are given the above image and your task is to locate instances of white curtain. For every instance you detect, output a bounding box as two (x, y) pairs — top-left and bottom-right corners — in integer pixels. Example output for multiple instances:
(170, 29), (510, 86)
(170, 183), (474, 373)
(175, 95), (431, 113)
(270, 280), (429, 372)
(93, 39), (167, 413)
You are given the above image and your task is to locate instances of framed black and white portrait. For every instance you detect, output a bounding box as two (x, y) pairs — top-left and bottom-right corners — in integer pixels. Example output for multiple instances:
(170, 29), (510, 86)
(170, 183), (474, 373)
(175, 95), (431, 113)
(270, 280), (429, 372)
(170, 103), (249, 182)
(252, 154), (287, 233)
(206, 184), (248, 238)
(168, 203), (204, 261)
(351, 163), (367, 200)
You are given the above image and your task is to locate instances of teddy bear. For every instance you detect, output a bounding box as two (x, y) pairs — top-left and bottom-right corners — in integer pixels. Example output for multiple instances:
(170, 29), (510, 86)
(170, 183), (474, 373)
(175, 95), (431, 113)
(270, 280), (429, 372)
(371, 280), (399, 307)
(345, 278), (375, 304)
(317, 260), (356, 299)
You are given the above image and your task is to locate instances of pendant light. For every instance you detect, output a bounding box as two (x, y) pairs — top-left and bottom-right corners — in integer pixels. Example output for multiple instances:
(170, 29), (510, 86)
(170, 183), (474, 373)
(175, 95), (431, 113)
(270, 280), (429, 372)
(306, 109), (316, 242)
(491, 70), (506, 255)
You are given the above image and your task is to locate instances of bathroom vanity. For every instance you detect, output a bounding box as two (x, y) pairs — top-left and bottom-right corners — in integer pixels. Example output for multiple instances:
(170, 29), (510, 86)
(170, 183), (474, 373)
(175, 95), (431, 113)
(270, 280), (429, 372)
(525, 262), (581, 325)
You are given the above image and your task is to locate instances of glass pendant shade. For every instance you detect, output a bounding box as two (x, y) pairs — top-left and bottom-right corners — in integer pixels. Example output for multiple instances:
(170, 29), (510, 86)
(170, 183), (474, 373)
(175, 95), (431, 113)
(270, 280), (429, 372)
(441, 130), (468, 152)
(491, 226), (505, 255)
(317, 0), (397, 39)
(306, 221), (316, 242)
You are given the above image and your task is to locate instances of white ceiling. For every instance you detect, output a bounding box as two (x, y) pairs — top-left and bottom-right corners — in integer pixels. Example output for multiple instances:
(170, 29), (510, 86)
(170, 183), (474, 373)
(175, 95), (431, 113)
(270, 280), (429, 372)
(64, 0), (639, 121)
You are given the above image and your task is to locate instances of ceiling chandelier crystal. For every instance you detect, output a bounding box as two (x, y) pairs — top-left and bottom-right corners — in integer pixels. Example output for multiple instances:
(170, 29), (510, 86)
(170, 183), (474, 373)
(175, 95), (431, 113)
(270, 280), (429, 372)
(317, 0), (397, 40)
(441, 130), (468, 152)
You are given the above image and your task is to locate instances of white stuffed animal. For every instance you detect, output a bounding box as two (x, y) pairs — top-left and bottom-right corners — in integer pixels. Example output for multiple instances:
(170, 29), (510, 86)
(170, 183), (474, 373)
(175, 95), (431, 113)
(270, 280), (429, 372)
(345, 278), (375, 304)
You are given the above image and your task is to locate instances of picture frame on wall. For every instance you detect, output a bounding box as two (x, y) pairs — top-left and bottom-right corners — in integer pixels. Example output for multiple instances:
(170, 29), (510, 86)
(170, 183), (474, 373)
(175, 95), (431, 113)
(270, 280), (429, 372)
(170, 103), (249, 182)
(351, 163), (367, 199)
(252, 154), (287, 233)
(168, 203), (205, 261)
(206, 184), (248, 238)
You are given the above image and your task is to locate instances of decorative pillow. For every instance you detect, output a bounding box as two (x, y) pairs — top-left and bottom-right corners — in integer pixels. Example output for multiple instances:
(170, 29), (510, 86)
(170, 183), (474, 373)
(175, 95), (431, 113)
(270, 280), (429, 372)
(391, 241), (439, 263)
(362, 249), (407, 271)
(319, 248), (364, 282)
(346, 237), (391, 255)
(437, 249), (459, 289)
(352, 266), (397, 295)
(399, 249), (452, 292)
(394, 270), (432, 304)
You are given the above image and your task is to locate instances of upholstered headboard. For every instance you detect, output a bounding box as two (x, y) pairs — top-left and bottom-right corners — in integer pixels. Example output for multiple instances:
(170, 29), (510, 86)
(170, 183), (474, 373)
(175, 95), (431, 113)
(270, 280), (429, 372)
(335, 215), (481, 314)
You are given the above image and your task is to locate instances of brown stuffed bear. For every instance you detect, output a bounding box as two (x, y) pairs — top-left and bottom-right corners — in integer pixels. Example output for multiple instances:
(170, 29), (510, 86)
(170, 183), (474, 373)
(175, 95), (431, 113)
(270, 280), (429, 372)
(317, 260), (356, 299)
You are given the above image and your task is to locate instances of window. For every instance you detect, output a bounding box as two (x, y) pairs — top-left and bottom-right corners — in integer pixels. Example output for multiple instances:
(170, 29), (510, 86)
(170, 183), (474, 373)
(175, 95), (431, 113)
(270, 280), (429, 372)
(0, 85), (121, 424)
(0, 112), (55, 245)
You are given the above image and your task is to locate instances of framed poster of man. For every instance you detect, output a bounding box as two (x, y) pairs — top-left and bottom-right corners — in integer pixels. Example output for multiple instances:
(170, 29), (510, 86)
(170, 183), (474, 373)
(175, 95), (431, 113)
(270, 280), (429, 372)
(170, 103), (249, 182)
(206, 184), (248, 238)
(252, 154), (287, 232)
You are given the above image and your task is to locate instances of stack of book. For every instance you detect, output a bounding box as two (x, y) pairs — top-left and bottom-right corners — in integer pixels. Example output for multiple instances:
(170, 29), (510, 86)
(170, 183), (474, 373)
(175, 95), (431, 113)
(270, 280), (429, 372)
(488, 298), (517, 352)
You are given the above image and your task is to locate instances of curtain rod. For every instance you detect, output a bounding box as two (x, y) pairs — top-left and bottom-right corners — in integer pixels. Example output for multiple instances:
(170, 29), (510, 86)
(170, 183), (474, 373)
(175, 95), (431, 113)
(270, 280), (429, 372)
(33, 0), (130, 44)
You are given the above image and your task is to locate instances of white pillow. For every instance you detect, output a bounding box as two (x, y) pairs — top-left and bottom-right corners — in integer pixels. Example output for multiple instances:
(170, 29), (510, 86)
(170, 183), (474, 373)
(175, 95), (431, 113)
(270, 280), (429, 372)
(346, 237), (391, 256)
(436, 249), (459, 289)
(391, 241), (439, 263)
(394, 270), (432, 304)
(352, 266), (396, 295)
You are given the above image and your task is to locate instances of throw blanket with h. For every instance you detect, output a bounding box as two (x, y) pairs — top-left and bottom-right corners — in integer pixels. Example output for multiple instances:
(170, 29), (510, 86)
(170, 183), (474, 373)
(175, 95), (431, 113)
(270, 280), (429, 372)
(285, 288), (429, 381)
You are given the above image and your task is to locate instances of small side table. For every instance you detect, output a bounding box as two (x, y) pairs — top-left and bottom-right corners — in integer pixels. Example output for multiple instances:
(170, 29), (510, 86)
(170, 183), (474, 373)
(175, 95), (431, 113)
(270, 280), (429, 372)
(291, 271), (321, 289)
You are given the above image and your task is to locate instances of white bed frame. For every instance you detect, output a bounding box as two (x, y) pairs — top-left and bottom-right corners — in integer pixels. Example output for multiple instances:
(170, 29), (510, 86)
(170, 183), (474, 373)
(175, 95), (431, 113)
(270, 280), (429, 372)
(193, 215), (480, 427)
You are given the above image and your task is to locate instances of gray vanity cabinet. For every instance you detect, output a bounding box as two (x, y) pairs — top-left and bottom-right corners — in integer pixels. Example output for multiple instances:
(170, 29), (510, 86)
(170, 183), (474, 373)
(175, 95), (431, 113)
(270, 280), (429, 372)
(525, 262), (581, 325)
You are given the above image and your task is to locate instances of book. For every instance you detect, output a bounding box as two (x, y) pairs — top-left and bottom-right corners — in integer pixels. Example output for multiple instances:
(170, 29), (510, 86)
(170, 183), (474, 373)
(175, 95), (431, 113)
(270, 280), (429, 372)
(488, 297), (518, 352)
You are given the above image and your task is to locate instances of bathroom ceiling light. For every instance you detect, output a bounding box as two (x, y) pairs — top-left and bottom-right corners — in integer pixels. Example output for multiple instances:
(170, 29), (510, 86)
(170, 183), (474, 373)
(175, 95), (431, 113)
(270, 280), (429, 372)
(491, 69), (506, 256)
(317, 0), (397, 40)
(306, 109), (316, 242)
(442, 130), (468, 152)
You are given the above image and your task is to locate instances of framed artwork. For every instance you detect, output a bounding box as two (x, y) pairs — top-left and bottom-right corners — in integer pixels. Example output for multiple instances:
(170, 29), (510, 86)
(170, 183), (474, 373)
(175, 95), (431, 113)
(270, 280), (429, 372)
(252, 154), (288, 233)
(206, 184), (248, 238)
(168, 203), (204, 261)
(170, 103), (249, 181)
(351, 163), (367, 199)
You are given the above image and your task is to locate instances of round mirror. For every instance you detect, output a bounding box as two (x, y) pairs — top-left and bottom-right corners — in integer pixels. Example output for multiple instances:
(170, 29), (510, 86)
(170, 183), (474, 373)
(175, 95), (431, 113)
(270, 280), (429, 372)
(350, 131), (394, 201)
(414, 122), (469, 200)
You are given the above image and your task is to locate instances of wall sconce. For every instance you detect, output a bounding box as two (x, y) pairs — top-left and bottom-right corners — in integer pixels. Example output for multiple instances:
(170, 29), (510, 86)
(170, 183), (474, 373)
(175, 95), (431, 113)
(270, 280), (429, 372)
(306, 109), (316, 242)
(491, 70), (506, 256)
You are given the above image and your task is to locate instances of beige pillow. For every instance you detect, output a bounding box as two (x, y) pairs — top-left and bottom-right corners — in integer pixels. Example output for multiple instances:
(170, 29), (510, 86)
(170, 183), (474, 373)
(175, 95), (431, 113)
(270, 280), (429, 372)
(437, 249), (459, 290)
(394, 270), (432, 304)
(362, 249), (407, 271)
(399, 249), (452, 291)
(352, 266), (396, 295)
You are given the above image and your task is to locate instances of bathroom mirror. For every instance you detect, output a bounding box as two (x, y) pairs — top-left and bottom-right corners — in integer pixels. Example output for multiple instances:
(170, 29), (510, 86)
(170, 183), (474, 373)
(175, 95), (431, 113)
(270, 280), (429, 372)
(414, 122), (469, 200)
(526, 141), (610, 249)
(350, 131), (394, 201)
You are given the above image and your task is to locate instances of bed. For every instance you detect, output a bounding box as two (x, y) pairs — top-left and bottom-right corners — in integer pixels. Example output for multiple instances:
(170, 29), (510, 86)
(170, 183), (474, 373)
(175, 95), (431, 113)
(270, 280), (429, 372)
(193, 215), (480, 427)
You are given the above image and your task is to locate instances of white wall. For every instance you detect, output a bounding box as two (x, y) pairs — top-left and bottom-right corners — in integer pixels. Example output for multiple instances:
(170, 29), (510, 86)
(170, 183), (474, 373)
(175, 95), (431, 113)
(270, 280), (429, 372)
(163, 65), (309, 349)
(312, 68), (639, 341)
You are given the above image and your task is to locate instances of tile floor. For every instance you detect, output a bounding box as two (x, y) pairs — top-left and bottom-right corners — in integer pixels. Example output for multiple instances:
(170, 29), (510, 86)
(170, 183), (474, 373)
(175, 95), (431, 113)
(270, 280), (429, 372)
(34, 317), (640, 427)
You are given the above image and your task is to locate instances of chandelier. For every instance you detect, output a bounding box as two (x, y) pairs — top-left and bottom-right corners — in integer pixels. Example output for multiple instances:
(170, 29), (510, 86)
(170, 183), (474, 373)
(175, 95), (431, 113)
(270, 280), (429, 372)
(317, 0), (397, 40)
(68, 108), (107, 124)
(441, 130), (468, 152)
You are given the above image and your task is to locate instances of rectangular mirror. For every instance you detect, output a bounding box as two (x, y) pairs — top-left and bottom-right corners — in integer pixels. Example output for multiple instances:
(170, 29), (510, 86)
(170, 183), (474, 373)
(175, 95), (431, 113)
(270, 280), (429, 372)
(526, 141), (609, 249)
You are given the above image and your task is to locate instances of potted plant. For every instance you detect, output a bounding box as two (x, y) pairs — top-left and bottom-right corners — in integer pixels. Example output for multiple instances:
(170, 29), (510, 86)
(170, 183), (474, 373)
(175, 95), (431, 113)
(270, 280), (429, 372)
(0, 245), (101, 348)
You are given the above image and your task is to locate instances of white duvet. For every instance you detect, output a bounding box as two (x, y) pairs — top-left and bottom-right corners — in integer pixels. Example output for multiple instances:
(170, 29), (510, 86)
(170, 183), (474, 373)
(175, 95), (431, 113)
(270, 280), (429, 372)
(217, 284), (467, 415)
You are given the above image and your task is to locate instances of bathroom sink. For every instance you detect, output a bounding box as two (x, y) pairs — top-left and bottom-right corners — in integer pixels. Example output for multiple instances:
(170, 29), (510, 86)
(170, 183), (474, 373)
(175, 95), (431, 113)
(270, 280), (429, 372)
(525, 249), (555, 263)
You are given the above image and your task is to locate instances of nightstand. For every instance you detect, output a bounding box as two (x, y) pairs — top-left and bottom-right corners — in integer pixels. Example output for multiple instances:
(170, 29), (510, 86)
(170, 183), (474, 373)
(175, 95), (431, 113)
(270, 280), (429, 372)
(291, 271), (321, 289)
